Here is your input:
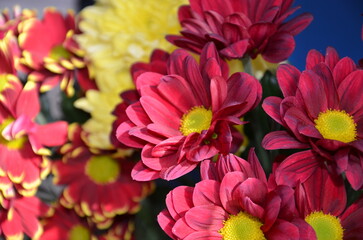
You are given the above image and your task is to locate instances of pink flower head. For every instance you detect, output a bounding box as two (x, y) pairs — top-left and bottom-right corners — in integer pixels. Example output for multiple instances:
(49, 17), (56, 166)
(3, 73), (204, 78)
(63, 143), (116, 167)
(262, 47), (363, 190)
(17, 8), (86, 96)
(117, 43), (262, 181)
(167, 0), (313, 62)
(158, 150), (304, 239)
(295, 166), (363, 239)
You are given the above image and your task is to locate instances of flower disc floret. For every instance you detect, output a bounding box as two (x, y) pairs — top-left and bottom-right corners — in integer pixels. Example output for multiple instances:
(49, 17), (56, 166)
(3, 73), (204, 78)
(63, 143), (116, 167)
(180, 106), (212, 136)
(69, 225), (91, 240)
(314, 109), (356, 143)
(85, 155), (120, 184)
(305, 211), (343, 240)
(219, 211), (265, 240)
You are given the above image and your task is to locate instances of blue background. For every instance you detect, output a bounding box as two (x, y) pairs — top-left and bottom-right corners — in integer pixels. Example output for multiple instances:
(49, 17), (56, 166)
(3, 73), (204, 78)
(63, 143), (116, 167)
(288, 0), (363, 70)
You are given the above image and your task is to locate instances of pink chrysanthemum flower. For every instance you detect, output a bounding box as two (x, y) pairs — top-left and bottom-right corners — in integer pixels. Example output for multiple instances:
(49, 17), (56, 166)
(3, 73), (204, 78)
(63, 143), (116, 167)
(0, 192), (49, 240)
(117, 43), (262, 181)
(17, 8), (86, 96)
(0, 41), (68, 196)
(167, 0), (313, 62)
(53, 124), (154, 229)
(294, 166), (363, 239)
(262, 47), (363, 190)
(158, 150), (305, 239)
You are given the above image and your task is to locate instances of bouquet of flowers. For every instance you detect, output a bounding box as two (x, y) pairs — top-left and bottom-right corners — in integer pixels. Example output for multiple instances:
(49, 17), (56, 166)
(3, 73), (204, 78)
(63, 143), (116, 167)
(0, 0), (362, 239)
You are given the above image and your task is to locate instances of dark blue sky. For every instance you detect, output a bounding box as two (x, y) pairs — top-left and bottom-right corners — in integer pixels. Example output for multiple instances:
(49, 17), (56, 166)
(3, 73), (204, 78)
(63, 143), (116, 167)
(288, 0), (363, 70)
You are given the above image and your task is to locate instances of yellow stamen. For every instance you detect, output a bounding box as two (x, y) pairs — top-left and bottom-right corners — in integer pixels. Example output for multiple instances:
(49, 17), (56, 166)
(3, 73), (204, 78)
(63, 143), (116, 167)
(85, 156), (120, 185)
(179, 106), (212, 136)
(305, 211), (344, 240)
(69, 224), (91, 240)
(219, 211), (266, 240)
(314, 109), (357, 143)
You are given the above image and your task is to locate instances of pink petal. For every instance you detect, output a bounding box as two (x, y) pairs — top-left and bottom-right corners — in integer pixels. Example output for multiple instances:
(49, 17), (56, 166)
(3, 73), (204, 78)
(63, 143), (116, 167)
(262, 33), (295, 63)
(131, 161), (159, 181)
(185, 205), (228, 231)
(275, 150), (321, 187)
(277, 64), (301, 97)
(193, 180), (222, 206)
(262, 131), (310, 150)
(157, 210), (176, 239)
(31, 121), (67, 146)
(262, 96), (283, 125)
(15, 82), (40, 119)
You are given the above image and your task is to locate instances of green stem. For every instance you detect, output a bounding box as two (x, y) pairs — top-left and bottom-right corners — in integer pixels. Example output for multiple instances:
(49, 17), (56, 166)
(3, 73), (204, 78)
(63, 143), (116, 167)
(241, 56), (254, 76)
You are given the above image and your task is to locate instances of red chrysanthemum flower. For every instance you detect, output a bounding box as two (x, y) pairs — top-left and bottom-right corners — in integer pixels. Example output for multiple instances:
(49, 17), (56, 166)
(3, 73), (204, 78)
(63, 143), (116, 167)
(294, 166), (363, 239)
(53, 124), (154, 229)
(0, 192), (49, 240)
(167, 0), (313, 62)
(117, 43), (262, 181)
(40, 205), (97, 240)
(17, 7), (87, 96)
(0, 57), (67, 195)
(262, 47), (363, 189)
(158, 150), (305, 239)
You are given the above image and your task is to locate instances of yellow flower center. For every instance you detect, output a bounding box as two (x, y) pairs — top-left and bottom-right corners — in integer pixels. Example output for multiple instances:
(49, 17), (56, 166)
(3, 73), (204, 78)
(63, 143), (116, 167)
(219, 211), (266, 240)
(49, 45), (71, 60)
(179, 106), (212, 136)
(305, 211), (344, 240)
(0, 118), (27, 150)
(69, 224), (91, 240)
(85, 155), (120, 185)
(314, 109), (357, 143)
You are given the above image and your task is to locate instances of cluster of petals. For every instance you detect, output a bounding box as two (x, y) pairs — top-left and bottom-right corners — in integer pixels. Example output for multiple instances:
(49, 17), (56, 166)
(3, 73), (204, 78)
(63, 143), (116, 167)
(0, 192), (49, 240)
(0, 6), (36, 39)
(117, 43), (262, 181)
(53, 123), (154, 229)
(111, 49), (170, 149)
(294, 166), (363, 239)
(40, 205), (96, 240)
(262, 47), (363, 189)
(158, 150), (308, 239)
(17, 7), (87, 96)
(41, 204), (136, 240)
(0, 42), (68, 196)
(167, 0), (313, 62)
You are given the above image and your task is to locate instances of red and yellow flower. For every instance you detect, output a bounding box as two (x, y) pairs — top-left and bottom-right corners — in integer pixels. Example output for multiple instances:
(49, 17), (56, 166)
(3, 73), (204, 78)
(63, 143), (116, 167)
(0, 193), (49, 240)
(40, 205), (96, 240)
(167, 0), (313, 62)
(158, 150), (304, 239)
(0, 45), (68, 195)
(53, 124), (154, 229)
(117, 43), (262, 181)
(17, 7), (86, 96)
(262, 47), (363, 189)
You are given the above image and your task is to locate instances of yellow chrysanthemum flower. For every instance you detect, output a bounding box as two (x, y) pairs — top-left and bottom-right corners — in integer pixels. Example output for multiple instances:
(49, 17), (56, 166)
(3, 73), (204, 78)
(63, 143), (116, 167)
(74, 90), (120, 149)
(228, 55), (281, 80)
(76, 0), (186, 92)
(75, 0), (186, 149)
